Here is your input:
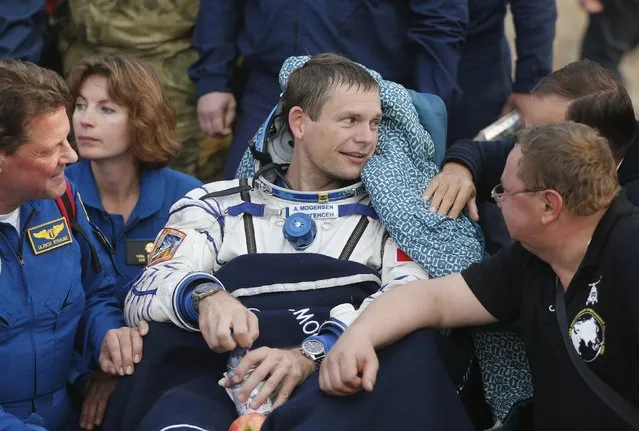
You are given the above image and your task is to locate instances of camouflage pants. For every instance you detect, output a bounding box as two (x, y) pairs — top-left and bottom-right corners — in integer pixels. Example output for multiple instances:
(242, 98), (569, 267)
(57, 41), (229, 183)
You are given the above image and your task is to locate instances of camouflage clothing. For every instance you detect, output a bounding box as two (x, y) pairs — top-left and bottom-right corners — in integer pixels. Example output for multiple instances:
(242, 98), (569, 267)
(51, 0), (229, 182)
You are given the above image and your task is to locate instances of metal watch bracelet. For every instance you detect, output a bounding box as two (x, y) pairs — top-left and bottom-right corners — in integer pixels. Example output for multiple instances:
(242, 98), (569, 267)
(191, 282), (224, 310)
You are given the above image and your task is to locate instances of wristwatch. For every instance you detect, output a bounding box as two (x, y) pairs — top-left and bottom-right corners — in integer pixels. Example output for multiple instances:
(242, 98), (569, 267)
(191, 282), (225, 310)
(300, 338), (326, 372)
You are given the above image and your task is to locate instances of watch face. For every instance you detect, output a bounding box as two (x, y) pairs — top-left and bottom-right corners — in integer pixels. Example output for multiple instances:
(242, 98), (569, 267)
(194, 283), (216, 297)
(303, 339), (325, 355)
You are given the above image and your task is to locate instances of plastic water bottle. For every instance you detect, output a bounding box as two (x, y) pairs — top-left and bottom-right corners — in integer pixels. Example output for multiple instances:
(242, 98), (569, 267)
(227, 347), (273, 416)
(313, 303), (360, 351)
(474, 110), (522, 141)
(330, 303), (359, 325)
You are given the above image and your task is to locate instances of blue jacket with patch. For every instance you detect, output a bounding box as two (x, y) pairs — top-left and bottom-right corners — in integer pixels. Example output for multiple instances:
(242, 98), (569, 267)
(188, 0), (468, 106)
(65, 161), (202, 302)
(0, 181), (124, 431)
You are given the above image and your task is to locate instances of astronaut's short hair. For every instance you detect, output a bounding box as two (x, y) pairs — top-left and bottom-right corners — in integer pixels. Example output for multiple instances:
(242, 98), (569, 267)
(281, 53), (379, 122)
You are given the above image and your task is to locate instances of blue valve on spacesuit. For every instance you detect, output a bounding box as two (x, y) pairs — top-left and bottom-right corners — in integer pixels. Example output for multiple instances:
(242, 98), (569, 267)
(283, 212), (317, 250)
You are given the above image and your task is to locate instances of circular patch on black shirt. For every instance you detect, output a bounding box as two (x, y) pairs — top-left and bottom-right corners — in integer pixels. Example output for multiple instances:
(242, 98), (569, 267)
(569, 309), (606, 363)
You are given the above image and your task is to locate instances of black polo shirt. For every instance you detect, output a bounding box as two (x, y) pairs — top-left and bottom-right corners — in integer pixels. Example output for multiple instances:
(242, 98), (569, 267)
(462, 195), (639, 430)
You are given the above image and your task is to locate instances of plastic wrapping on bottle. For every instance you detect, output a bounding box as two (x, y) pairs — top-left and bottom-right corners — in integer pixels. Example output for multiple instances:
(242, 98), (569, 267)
(474, 111), (522, 141)
(226, 347), (273, 416)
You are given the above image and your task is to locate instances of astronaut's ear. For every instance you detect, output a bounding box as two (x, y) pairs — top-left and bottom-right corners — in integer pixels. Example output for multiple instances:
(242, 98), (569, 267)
(288, 106), (306, 140)
(0, 152), (5, 173)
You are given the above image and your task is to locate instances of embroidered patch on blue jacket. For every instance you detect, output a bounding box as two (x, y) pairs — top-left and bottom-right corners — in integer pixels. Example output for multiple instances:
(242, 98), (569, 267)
(27, 217), (72, 255)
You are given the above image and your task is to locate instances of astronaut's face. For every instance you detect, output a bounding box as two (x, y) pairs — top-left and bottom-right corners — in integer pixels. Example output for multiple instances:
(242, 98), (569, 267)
(291, 85), (382, 190)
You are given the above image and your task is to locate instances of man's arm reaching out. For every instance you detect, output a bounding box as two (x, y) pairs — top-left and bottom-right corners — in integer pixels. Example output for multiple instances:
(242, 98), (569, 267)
(319, 273), (496, 396)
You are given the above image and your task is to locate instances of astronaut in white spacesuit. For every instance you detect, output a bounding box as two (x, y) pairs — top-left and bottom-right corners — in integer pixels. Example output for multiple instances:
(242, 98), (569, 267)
(106, 54), (474, 431)
(125, 51), (426, 356)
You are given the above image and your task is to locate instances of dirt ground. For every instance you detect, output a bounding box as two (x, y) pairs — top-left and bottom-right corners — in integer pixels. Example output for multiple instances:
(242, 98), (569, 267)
(506, 0), (639, 110)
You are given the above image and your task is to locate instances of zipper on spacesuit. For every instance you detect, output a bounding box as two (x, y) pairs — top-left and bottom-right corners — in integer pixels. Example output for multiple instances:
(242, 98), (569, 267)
(17, 209), (36, 266)
(339, 215), (369, 260)
(239, 178), (257, 254)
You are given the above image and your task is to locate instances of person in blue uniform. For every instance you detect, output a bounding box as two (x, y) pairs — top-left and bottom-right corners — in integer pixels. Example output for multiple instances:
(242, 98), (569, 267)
(188, 0), (469, 179)
(447, 0), (556, 145)
(65, 55), (202, 301)
(63, 54), (201, 430)
(0, 58), (145, 431)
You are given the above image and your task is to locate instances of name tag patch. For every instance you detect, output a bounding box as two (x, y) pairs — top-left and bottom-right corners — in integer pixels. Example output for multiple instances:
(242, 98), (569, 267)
(27, 217), (72, 255)
(148, 228), (186, 265)
(285, 204), (338, 220)
(126, 240), (156, 265)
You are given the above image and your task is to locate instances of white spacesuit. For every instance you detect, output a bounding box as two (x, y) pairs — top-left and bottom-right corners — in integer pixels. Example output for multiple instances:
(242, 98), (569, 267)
(124, 108), (428, 335)
(107, 58), (476, 431)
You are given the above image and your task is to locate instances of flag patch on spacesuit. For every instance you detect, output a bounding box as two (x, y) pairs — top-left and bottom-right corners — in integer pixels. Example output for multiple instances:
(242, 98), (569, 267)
(396, 249), (413, 262)
(148, 228), (186, 266)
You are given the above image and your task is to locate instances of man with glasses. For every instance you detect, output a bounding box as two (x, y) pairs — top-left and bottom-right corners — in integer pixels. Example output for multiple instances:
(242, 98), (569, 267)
(490, 183), (547, 205)
(419, 59), (639, 426)
(424, 60), (638, 254)
(321, 122), (639, 430)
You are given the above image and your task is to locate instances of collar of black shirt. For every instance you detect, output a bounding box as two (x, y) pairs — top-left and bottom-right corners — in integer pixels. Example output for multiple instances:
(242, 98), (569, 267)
(579, 194), (638, 270)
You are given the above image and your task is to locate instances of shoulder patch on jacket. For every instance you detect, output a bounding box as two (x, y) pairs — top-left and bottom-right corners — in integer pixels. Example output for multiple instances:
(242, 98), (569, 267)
(148, 228), (186, 265)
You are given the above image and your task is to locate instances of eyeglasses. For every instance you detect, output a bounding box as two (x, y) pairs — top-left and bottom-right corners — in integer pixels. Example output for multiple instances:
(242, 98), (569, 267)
(491, 183), (546, 204)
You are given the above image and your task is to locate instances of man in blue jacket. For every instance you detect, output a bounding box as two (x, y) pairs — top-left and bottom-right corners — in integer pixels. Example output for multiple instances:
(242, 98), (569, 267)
(0, 58), (146, 431)
(188, 0), (468, 179)
(447, 0), (557, 145)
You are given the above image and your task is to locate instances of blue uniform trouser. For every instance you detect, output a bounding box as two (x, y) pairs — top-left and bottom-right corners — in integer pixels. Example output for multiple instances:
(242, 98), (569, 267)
(2, 386), (72, 431)
(447, 37), (512, 145)
(103, 323), (474, 431)
(224, 69), (281, 179)
(580, 0), (639, 82)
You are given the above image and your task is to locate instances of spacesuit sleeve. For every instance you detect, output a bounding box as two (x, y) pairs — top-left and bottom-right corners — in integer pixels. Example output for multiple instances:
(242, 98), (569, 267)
(358, 236), (429, 311)
(313, 237), (429, 349)
(124, 187), (225, 331)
